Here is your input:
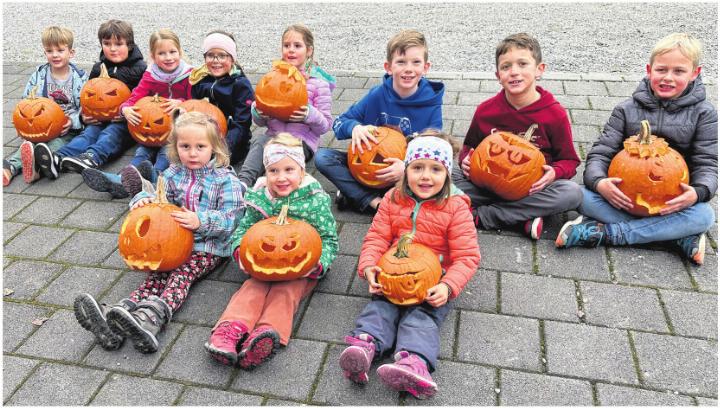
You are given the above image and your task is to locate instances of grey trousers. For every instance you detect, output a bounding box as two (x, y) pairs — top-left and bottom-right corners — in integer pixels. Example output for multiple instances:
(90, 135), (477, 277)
(452, 168), (583, 229)
(237, 132), (313, 187)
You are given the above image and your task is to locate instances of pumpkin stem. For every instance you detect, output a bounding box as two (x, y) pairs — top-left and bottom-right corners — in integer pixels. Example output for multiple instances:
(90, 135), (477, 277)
(522, 124), (539, 141)
(394, 233), (415, 258)
(152, 93), (162, 103)
(274, 204), (290, 225)
(99, 63), (109, 78)
(638, 120), (652, 144)
(155, 175), (168, 204)
(28, 86), (38, 99)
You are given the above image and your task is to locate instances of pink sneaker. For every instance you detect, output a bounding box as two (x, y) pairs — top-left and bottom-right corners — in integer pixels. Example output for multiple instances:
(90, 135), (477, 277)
(339, 333), (376, 384)
(523, 217), (543, 240)
(204, 321), (248, 366)
(20, 141), (39, 184)
(237, 326), (280, 370)
(376, 351), (437, 399)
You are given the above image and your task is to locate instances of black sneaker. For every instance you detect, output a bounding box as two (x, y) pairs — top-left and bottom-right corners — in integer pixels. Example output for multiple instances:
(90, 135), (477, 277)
(675, 233), (706, 265)
(34, 142), (60, 180)
(335, 190), (348, 210)
(74, 293), (127, 350)
(61, 152), (99, 173)
(82, 168), (129, 199)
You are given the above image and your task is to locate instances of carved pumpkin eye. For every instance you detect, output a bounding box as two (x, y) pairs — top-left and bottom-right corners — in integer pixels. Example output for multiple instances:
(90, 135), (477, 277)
(18, 109), (28, 119)
(154, 118), (165, 125)
(354, 155), (363, 164)
(489, 143), (505, 156)
(279, 81), (293, 93)
(105, 89), (118, 96)
(262, 242), (276, 252)
(283, 240), (298, 251)
(86, 91), (96, 97)
(508, 150), (531, 165)
(34, 106), (45, 117)
(371, 153), (385, 164)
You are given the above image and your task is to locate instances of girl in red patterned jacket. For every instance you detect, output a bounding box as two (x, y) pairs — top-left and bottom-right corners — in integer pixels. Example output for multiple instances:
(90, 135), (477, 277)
(339, 130), (480, 400)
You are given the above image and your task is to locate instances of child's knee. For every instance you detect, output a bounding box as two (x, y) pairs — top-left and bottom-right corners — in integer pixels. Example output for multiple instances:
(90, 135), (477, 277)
(694, 202), (716, 231)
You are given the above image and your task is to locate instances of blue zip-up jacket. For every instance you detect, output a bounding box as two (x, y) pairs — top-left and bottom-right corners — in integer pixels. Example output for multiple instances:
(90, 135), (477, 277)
(332, 74), (444, 138)
(22, 62), (88, 130)
(191, 67), (254, 146)
(129, 160), (245, 257)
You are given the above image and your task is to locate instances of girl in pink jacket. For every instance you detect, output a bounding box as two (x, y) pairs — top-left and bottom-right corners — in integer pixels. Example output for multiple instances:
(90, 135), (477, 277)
(339, 130), (480, 400)
(238, 24), (335, 190)
(83, 29), (193, 198)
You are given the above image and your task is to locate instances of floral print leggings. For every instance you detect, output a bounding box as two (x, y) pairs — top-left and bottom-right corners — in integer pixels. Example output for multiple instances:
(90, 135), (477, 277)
(129, 252), (222, 312)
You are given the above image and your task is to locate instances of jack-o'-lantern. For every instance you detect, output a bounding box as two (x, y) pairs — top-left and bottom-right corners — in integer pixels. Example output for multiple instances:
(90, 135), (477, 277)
(469, 124), (546, 201)
(608, 120), (689, 217)
(80, 63), (131, 121)
(178, 98), (228, 137)
(118, 175), (194, 272)
(347, 126), (408, 188)
(12, 86), (66, 143)
(238, 204), (322, 281)
(255, 60), (308, 121)
(127, 94), (172, 147)
(376, 234), (442, 306)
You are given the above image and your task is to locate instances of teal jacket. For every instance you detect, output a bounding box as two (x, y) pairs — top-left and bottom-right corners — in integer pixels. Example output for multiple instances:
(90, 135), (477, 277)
(23, 62), (88, 130)
(231, 174), (338, 278)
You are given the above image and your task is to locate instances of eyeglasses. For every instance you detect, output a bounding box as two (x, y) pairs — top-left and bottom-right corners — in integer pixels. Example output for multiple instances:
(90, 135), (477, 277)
(204, 52), (231, 62)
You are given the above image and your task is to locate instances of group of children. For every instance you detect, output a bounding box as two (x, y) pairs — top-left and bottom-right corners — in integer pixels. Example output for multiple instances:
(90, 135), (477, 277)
(5, 19), (716, 400)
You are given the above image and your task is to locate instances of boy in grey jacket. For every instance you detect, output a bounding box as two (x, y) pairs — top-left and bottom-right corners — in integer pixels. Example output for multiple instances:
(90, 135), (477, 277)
(556, 33), (717, 265)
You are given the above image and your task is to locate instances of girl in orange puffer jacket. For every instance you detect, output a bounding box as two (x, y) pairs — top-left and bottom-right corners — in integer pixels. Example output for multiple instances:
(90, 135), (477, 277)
(339, 130), (480, 400)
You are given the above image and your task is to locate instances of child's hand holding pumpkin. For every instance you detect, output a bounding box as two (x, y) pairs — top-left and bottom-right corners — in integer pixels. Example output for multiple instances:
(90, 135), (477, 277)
(122, 106), (142, 126)
(171, 207), (201, 230)
(363, 266), (384, 295)
(425, 282), (450, 307)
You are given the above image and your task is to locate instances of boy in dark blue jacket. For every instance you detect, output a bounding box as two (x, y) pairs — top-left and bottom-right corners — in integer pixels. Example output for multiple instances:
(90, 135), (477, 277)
(314, 29), (444, 213)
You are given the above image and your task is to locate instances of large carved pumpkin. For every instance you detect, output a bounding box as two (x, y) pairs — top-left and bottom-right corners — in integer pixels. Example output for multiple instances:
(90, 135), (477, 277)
(347, 126), (408, 188)
(80, 63), (131, 122)
(469, 124), (546, 201)
(238, 204), (322, 281)
(127, 94), (172, 147)
(118, 176), (194, 272)
(608, 120), (689, 217)
(12, 86), (66, 143)
(376, 234), (442, 306)
(178, 98), (228, 137)
(254, 60), (308, 121)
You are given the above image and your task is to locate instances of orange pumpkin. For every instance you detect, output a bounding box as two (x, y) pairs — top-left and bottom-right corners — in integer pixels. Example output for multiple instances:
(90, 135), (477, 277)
(12, 86), (66, 143)
(377, 234), (442, 306)
(80, 63), (131, 121)
(608, 120), (689, 217)
(468, 124), (546, 201)
(238, 204), (322, 281)
(178, 98), (228, 137)
(347, 126), (408, 188)
(118, 176), (194, 272)
(254, 60), (308, 121)
(127, 94), (172, 147)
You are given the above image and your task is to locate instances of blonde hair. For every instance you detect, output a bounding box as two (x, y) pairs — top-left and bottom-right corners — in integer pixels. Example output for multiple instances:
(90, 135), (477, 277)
(394, 129), (459, 206)
(41, 26), (74, 49)
(149, 29), (184, 60)
(650, 33), (702, 68)
(282, 24), (316, 71)
(166, 111), (229, 167)
(386, 30), (428, 63)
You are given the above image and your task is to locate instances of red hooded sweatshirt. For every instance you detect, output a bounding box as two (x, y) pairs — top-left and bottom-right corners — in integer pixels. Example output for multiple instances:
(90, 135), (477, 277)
(459, 86), (580, 180)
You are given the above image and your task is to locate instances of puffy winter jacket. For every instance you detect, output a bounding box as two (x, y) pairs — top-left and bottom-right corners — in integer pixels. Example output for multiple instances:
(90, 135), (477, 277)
(88, 45), (146, 90)
(120, 67), (193, 111)
(358, 186), (480, 300)
(584, 76), (718, 202)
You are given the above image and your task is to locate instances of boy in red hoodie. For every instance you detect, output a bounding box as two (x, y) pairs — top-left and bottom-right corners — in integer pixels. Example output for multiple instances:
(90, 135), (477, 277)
(454, 33), (582, 239)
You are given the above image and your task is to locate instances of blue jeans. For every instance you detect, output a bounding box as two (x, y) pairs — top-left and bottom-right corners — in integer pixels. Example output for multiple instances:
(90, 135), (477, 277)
(55, 124), (104, 158)
(314, 148), (388, 211)
(350, 295), (452, 372)
(131, 145), (169, 178)
(86, 122), (135, 166)
(579, 187), (716, 245)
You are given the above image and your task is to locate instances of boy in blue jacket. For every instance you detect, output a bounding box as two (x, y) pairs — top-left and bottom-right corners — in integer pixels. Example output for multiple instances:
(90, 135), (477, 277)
(314, 29), (444, 213)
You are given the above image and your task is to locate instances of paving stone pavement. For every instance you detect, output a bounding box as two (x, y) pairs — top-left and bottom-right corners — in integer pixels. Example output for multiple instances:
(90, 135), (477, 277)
(3, 62), (718, 406)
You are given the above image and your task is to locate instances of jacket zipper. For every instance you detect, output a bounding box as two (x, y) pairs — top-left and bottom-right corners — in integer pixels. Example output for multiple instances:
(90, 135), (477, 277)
(185, 172), (196, 212)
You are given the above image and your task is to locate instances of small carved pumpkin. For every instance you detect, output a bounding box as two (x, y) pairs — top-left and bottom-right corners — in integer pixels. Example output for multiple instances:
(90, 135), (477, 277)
(12, 86), (66, 143)
(469, 124), (546, 201)
(377, 233), (442, 306)
(127, 94), (172, 147)
(80, 63), (131, 121)
(238, 204), (322, 281)
(178, 98), (228, 137)
(254, 60), (308, 121)
(118, 176), (194, 272)
(347, 126), (408, 188)
(608, 120), (689, 217)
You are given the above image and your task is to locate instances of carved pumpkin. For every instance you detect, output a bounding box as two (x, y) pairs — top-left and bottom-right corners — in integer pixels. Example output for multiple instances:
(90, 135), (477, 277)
(127, 94), (172, 147)
(118, 175), (194, 272)
(254, 60), (308, 121)
(376, 234), (442, 306)
(12, 86), (66, 143)
(238, 204), (322, 281)
(80, 63), (131, 121)
(347, 126), (408, 188)
(469, 124), (546, 201)
(608, 120), (689, 217)
(178, 98), (228, 137)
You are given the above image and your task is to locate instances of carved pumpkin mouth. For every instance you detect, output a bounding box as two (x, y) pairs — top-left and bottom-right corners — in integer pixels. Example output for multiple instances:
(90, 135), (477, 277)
(82, 106), (121, 118)
(17, 123), (53, 138)
(483, 160), (509, 178)
(245, 251), (313, 274)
